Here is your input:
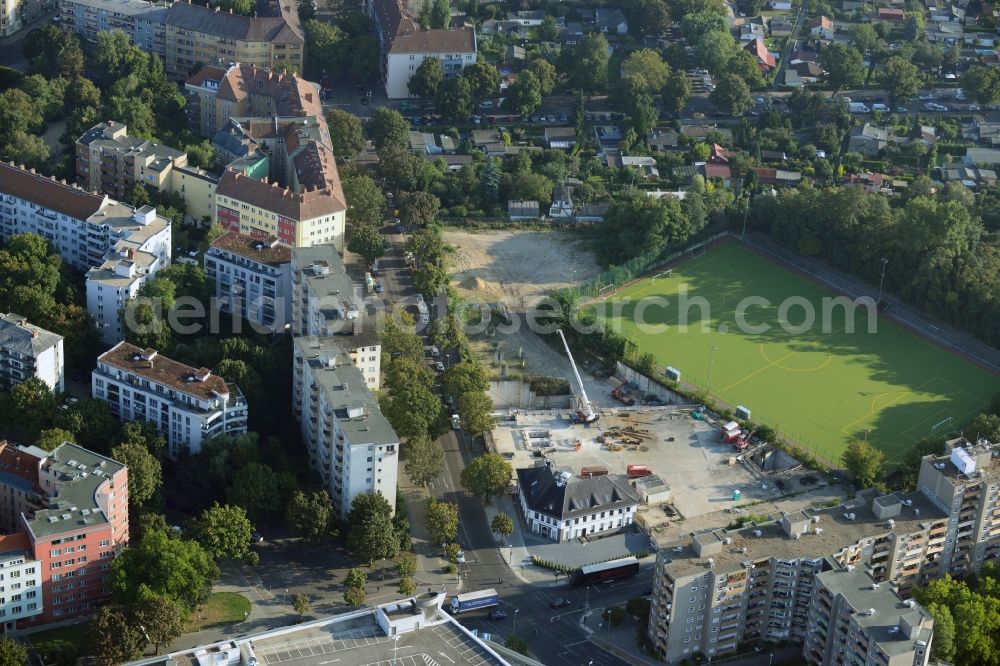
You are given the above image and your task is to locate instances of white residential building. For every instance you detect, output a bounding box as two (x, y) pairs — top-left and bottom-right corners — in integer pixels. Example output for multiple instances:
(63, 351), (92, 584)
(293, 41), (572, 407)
(0, 314), (64, 393)
(292, 246), (380, 389)
(367, 0), (477, 99)
(85, 205), (172, 344)
(204, 232), (293, 333)
(92, 342), (248, 459)
(515, 465), (640, 542)
(292, 336), (399, 519)
(0, 537), (43, 629)
(0, 162), (171, 273)
(0, 162), (172, 345)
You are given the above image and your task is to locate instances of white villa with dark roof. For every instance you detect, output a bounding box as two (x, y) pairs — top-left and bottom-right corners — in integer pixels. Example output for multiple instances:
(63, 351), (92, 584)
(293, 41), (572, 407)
(367, 0), (477, 98)
(92, 342), (248, 459)
(516, 465), (640, 542)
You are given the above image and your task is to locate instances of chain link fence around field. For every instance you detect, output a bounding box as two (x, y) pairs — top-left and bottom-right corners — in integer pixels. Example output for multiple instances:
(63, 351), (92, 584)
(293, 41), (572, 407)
(556, 230), (733, 302)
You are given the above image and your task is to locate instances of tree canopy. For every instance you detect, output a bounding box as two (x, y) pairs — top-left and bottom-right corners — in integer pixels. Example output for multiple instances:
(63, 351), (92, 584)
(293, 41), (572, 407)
(189, 503), (254, 562)
(327, 109), (366, 159)
(461, 453), (512, 502)
(109, 527), (219, 611)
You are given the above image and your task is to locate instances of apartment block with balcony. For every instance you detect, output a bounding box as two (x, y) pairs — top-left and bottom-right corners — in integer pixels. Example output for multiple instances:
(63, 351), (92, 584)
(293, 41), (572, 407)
(0, 440), (129, 628)
(58, 0), (168, 55)
(292, 246), (379, 389)
(92, 342), (248, 459)
(0, 314), (64, 393)
(805, 564), (933, 666)
(2, 0), (52, 37)
(0, 161), (172, 274)
(204, 232), (292, 332)
(648, 489), (948, 663)
(292, 337), (398, 519)
(0, 534), (43, 629)
(84, 204), (172, 344)
(75, 121), (188, 201)
(918, 437), (1000, 576)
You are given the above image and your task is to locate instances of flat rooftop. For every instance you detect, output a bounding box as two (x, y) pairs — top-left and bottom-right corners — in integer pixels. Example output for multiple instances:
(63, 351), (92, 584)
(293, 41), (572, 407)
(296, 337), (398, 446)
(128, 600), (511, 666)
(209, 231), (292, 266)
(27, 443), (124, 538)
(659, 488), (947, 578)
(97, 342), (230, 402)
(817, 566), (933, 657)
(925, 437), (1000, 484)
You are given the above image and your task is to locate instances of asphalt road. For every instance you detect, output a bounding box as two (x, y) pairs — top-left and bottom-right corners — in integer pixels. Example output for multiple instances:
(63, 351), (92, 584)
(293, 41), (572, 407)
(371, 226), (645, 665)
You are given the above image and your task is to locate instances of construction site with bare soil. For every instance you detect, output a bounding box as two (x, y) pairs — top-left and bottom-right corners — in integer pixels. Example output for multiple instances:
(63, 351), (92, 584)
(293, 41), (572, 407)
(445, 229), (602, 307)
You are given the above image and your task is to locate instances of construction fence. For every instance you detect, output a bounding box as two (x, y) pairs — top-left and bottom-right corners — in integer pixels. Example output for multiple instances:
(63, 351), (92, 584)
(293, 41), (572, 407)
(560, 230), (732, 302)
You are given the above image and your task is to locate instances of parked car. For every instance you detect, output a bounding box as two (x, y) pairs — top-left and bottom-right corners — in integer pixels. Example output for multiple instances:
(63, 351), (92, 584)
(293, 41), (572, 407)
(251, 532), (264, 543)
(430, 345), (440, 357)
(489, 609), (508, 620)
(456, 550), (466, 563)
(374, 283), (383, 293)
(551, 599), (572, 609)
(479, 100), (494, 109)
(435, 361), (445, 372)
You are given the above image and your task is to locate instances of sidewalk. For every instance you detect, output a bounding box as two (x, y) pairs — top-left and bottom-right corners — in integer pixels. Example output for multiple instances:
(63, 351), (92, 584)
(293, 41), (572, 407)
(579, 608), (661, 666)
(397, 469), (464, 594)
(483, 494), (566, 588)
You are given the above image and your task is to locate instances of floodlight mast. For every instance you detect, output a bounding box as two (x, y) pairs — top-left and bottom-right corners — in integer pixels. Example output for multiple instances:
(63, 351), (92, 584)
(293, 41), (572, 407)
(556, 328), (598, 423)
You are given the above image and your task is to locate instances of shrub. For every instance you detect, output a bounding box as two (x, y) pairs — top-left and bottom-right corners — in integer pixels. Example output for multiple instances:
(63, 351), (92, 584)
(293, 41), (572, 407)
(602, 606), (626, 627)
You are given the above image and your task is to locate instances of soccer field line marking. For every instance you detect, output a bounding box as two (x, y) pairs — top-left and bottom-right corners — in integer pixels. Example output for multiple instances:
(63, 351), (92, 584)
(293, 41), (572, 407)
(837, 378), (939, 435)
(759, 344), (833, 372)
(720, 325), (848, 394)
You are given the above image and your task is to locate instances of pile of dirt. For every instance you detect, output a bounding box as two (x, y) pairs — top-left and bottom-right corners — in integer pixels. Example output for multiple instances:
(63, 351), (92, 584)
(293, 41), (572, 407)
(462, 276), (494, 291)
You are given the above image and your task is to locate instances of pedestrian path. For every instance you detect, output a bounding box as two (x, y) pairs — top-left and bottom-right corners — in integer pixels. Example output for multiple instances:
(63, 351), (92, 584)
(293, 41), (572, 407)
(398, 469), (463, 594)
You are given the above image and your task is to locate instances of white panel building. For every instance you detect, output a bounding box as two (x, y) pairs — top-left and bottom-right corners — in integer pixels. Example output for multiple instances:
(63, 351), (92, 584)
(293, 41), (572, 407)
(92, 342), (248, 459)
(291, 246), (380, 389)
(204, 232), (293, 333)
(0, 314), (64, 393)
(0, 539), (43, 630)
(293, 336), (398, 518)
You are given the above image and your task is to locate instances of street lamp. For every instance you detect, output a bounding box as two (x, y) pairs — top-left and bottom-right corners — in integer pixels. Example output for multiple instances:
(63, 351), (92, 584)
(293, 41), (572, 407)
(393, 635), (400, 666)
(706, 345), (719, 395)
(585, 586), (591, 612)
(741, 192), (753, 237)
(513, 608), (519, 637)
(877, 258), (889, 304)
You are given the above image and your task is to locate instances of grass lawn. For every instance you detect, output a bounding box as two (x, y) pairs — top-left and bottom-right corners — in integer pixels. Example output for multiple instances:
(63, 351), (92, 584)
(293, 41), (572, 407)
(28, 623), (89, 665)
(595, 241), (997, 465)
(185, 592), (251, 632)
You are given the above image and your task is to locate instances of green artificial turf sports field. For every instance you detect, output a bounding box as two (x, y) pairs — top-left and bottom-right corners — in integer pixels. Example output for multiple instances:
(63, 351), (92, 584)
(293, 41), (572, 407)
(593, 241), (997, 464)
